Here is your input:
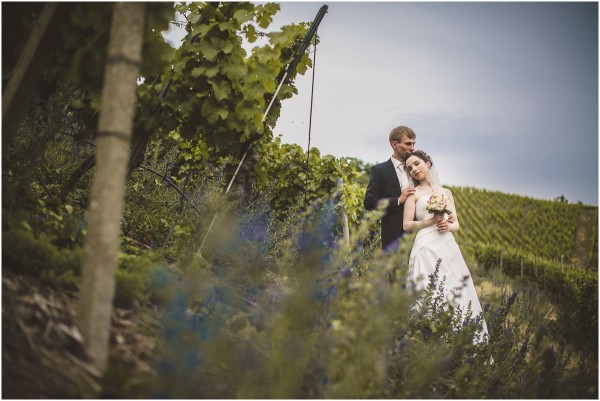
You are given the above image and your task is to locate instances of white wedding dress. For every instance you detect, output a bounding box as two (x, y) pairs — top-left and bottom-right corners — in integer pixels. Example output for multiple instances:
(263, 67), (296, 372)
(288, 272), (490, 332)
(407, 195), (489, 342)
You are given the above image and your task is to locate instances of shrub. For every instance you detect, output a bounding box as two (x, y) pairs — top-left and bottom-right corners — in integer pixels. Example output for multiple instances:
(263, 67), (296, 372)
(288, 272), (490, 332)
(114, 251), (165, 308)
(144, 195), (597, 398)
(2, 228), (82, 289)
(473, 242), (598, 356)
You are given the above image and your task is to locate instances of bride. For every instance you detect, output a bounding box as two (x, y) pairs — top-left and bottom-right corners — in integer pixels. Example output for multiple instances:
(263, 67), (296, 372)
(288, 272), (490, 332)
(402, 150), (488, 342)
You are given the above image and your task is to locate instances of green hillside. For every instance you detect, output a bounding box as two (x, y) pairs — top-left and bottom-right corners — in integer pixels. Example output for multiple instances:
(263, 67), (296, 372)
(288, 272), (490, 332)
(448, 186), (598, 269)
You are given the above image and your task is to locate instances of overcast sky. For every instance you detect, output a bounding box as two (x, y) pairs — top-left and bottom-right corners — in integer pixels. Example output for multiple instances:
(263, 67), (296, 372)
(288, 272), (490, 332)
(164, 2), (598, 205)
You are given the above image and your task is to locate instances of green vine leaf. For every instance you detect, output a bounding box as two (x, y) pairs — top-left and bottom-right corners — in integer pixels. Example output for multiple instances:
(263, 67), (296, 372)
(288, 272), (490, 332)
(208, 78), (232, 101)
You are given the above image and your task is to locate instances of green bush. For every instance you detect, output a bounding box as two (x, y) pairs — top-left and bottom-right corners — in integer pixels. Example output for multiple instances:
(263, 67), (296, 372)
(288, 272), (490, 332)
(2, 228), (82, 289)
(114, 252), (164, 308)
(473, 242), (598, 356)
(145, 196), (597, 398)
(2, 225), (168, 306)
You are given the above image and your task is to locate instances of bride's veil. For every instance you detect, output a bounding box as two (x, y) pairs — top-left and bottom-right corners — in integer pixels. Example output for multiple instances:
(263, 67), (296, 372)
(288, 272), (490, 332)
(428, 164), (444, 193)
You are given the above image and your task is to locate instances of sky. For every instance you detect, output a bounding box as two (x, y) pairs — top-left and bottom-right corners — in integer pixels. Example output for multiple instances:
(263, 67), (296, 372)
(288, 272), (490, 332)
(164, 1), (599, 206)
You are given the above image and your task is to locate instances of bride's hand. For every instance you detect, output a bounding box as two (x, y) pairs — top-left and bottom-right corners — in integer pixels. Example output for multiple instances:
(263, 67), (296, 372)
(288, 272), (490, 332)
(434, 214), (450, 232)
(432, 213), (445, 224)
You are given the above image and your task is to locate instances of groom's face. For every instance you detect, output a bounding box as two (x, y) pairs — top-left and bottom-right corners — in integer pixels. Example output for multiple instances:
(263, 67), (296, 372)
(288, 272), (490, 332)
(392, 135), (416, 159)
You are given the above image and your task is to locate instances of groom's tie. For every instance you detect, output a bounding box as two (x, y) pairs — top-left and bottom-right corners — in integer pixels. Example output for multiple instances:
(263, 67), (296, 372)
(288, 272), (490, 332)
(396, 162), (410, 190)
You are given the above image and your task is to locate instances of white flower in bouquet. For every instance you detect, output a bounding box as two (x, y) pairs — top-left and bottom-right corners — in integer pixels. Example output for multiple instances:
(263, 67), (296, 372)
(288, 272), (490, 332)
(426, 193), (452, 215)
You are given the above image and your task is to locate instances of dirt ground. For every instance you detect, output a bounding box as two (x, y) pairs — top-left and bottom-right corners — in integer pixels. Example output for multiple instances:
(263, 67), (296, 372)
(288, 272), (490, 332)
(2, 269), (161, 398)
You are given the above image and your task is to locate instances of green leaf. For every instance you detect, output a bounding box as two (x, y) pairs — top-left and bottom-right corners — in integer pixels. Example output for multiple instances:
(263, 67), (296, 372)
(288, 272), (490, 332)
(220, 57), (247, 81)
(233, 9), (253, 24)
(267, 28), (298, 48)
(255, 3), (279, 29)
(192, 22), (217, 38)
(210, 36), (234, 54)
(244, 24), (258, 43)
(191, 66), (206, 78)
(208, 79), (232, 101)
(199, 38), (220, 62)
(201, 101), (229, 123)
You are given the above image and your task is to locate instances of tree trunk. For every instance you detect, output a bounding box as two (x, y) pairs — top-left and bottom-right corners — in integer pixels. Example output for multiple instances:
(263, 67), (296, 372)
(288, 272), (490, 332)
(76, 2), (145, 373)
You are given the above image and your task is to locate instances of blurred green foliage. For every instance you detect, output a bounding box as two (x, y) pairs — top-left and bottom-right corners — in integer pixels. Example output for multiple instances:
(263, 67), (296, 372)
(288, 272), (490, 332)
(143, 198), (596, 398)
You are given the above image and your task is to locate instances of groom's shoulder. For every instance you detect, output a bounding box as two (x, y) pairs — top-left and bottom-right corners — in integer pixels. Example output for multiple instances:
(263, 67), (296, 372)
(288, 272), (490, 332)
(372, 159), (391, 170)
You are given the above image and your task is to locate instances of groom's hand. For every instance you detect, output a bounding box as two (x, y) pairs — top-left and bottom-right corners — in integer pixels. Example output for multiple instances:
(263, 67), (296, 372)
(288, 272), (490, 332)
(397, 187), (416, 204)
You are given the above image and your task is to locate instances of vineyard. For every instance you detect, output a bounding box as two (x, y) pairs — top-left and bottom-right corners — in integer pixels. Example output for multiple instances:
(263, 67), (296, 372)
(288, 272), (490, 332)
(2, 2), (598, 399)
(449, 186), (597, 268)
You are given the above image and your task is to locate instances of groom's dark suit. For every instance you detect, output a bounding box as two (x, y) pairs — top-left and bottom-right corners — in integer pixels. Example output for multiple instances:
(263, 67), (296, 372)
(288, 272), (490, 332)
(364, 159), (406, 250)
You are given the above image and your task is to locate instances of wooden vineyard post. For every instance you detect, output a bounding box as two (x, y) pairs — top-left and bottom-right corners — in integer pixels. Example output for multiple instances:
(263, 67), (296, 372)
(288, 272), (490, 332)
(336, 178), (350, 245)
(520, 257), (524, 280)
(76, 2), (145, 372)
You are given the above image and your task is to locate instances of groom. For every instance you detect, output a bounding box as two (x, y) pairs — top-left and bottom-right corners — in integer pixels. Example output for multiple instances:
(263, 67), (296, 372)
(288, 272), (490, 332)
(364, 125), (417, 250)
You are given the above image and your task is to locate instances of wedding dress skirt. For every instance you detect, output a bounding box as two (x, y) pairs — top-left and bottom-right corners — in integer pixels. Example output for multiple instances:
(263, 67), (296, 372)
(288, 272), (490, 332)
(407, 195), (489, 342)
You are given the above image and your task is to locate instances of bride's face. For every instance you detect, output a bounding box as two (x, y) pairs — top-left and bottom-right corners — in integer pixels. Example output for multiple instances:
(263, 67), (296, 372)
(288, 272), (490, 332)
(406, 156), (430, 181)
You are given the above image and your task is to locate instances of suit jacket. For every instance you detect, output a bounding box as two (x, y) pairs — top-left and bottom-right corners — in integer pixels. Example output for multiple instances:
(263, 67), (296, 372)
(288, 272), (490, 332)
(364, 159), (405, 249)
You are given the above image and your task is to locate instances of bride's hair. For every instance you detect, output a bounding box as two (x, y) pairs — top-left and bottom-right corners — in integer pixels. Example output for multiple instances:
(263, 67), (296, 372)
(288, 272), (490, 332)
(404, 150), (433, 166)
(405, 150), (443, 188)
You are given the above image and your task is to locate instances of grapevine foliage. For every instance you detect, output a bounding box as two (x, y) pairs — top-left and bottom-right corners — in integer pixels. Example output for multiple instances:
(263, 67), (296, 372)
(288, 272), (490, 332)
(136, 2), (313, 171)
(254, 138), (367, 228)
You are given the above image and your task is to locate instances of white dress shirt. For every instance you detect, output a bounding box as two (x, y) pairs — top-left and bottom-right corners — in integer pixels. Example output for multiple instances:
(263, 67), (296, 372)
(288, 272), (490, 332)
(390, 156), (410, 190)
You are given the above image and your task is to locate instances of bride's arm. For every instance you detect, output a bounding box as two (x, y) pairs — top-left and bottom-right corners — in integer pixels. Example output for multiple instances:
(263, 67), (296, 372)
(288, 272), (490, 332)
(403, 194), (434, 232)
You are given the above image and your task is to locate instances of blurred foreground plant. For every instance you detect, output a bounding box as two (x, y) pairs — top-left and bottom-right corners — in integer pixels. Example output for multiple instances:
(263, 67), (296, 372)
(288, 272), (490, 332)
(145, 194), (596, 398)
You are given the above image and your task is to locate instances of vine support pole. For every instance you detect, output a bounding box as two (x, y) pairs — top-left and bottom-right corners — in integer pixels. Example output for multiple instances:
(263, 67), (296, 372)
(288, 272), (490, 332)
(337, 178), (350, 245)
(196, 5), (329, 256)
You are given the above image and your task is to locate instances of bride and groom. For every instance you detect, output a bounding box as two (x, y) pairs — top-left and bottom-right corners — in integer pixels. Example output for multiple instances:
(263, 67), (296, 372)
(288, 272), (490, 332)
(364, 125), (488, 341)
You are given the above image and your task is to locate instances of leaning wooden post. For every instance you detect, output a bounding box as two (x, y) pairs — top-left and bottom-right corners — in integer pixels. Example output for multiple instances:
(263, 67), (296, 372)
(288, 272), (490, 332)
(2, 3), (61, 168)
(77, 2), (145, 372)
(336, 178), (350, 245)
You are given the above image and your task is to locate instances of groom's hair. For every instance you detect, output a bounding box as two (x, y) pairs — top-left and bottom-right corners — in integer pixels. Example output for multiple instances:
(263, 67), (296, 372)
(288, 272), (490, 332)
(389, 126), (416, 144)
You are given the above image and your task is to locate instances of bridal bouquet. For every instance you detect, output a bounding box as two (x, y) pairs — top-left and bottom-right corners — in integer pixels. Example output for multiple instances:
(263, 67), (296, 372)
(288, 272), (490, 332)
(426, 193), (452, 215)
